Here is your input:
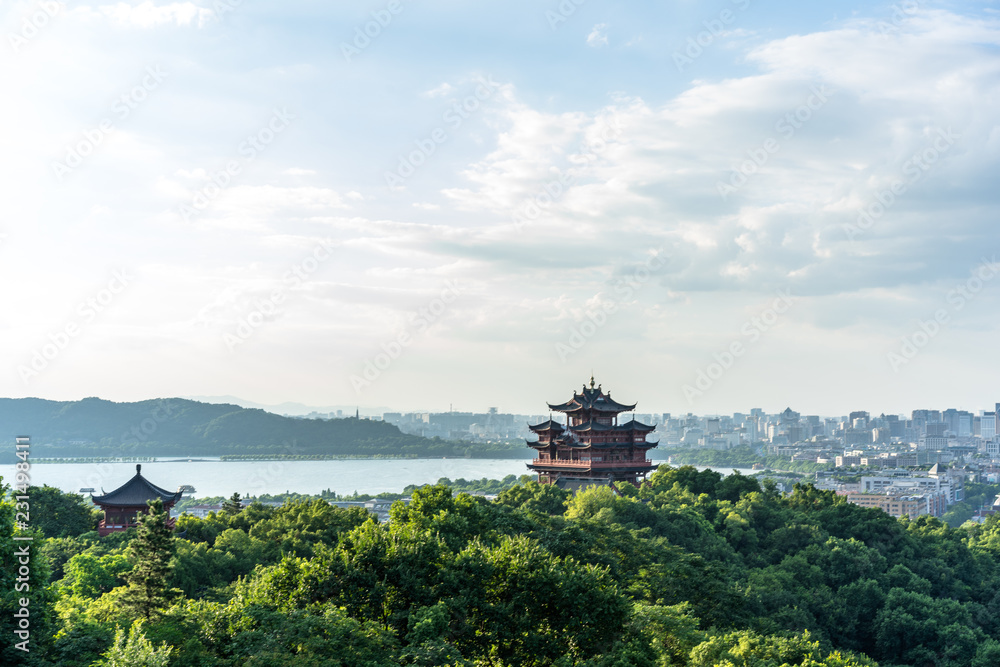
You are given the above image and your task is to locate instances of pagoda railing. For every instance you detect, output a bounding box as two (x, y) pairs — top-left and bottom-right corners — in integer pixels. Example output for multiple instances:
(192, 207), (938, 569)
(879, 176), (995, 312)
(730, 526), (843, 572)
(98, 516), (176, 536)
(529, 459), (655, 469)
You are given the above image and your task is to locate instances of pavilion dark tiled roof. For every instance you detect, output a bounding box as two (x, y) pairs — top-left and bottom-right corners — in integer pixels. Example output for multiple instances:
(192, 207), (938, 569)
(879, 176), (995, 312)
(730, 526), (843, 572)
(618, 419), (656, 432)
(91, 464), (183, 507)
(547, 384), (637, 414)
(528, 419), (566, 432)
(567, 420), (618, 432)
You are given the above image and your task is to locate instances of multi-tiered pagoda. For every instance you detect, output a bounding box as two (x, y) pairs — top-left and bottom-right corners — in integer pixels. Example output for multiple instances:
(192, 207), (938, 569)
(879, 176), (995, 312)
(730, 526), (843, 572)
(527, 378), (658, 488)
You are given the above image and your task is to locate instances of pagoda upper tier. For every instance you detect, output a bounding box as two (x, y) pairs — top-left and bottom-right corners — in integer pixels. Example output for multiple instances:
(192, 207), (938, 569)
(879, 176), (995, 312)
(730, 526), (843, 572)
(546, 377), (637, 427)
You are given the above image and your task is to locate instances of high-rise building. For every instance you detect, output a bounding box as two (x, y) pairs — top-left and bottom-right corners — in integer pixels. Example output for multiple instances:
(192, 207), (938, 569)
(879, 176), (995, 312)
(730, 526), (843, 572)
(958, 412), (972, 437)
(982, 411), (997, 440)
(849, 411), (870, 428)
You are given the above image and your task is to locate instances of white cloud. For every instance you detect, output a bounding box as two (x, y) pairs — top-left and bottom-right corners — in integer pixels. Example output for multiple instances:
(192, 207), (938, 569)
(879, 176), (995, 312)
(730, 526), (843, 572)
(422, 82), (454, 99)
(175, 185), (350, 231)
(88, 2), (213, 28)
(587, 23), (609, 47)
(3, 2), (998, 412)
(439, 10), (1000, 304)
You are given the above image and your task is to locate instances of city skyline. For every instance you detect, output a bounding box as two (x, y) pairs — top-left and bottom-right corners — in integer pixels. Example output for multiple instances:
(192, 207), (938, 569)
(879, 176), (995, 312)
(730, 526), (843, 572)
(3, 1), (999, 415)
(193, 392), (1000, 423)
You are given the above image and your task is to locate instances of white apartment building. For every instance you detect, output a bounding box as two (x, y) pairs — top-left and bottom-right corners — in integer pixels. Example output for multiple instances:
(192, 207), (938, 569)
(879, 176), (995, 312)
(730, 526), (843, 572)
(859, 466), (963, 504)
(981, 412), (996, 439)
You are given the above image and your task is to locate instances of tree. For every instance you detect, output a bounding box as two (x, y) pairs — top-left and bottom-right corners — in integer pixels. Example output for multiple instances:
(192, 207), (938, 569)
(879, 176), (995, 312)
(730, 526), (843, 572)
(0, 477), (57, 665)
(221, 492), (243, 516)
(689, 630), (878, 667)
(24, 485), (99, 538)
(121, 499), (176, 620)
(497, 480), (571, 515)
(96, 620), (173, 667)
(648, 465), (722, 496)
(59, 552), (131, 598)
(715, 471), (762, 503)
(629, 603), (703, 665)
(449, 535), (629, 664)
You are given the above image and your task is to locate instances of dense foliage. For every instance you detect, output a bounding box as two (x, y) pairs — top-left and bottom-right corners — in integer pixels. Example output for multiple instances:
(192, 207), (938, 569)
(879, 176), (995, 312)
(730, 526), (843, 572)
(660, 445), (830, 472)
(174, 475), (533, 514)
(4, 465), (1000, 665)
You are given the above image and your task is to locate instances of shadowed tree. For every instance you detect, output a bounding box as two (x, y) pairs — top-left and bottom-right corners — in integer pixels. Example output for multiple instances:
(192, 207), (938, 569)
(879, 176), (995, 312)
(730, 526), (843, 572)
(122, 499), (176, 620)
(96, 620), (173, 667)
(25, 485), (100, 538)
(221, 492), (243, 516)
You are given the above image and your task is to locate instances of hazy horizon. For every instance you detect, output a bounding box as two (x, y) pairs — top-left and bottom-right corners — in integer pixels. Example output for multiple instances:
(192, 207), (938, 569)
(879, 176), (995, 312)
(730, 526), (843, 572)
(5, 1), (999, 417)
(0, 391), (993, 422)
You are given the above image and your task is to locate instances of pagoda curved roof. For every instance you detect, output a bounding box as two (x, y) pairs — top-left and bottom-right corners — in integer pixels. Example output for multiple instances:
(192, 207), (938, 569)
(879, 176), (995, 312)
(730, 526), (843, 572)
(91, 465), (182, 507)
(619, 419), (656, 432)
(547, 385), (636, 414)
(528, 419), (565, 432)
(568, 420), (618, 433)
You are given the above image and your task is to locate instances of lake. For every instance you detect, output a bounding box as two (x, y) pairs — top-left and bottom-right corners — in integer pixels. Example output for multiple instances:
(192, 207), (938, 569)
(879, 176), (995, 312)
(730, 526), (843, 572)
(3, 459), (757, 498)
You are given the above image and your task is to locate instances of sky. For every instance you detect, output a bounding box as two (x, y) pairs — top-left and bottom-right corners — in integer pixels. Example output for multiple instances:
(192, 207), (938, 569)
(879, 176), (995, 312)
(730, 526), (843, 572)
(2, 0), (999, 417)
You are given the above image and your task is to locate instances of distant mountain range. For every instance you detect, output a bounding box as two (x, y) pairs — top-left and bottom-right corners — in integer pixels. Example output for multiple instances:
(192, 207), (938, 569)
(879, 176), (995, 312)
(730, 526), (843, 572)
(180, 395), (394, 418)
(0, 397), (520, 461)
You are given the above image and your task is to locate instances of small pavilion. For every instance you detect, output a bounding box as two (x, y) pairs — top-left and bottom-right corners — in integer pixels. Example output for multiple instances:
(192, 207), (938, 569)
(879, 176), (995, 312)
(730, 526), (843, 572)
(91, 464), (183, 536)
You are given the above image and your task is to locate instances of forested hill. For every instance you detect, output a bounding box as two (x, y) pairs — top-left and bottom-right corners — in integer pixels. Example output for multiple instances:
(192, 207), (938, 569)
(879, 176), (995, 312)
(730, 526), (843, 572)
(0, 397), (505, 459)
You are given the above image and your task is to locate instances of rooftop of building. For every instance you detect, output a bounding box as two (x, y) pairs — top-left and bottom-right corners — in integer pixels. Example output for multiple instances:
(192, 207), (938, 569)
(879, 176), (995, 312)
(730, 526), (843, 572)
(91, 464), (183, 507)
(547, 377), (637, 415)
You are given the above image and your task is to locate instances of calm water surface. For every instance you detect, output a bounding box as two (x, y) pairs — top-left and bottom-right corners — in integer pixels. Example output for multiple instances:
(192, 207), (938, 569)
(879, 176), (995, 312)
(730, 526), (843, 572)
(3, 459), (756, 497)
